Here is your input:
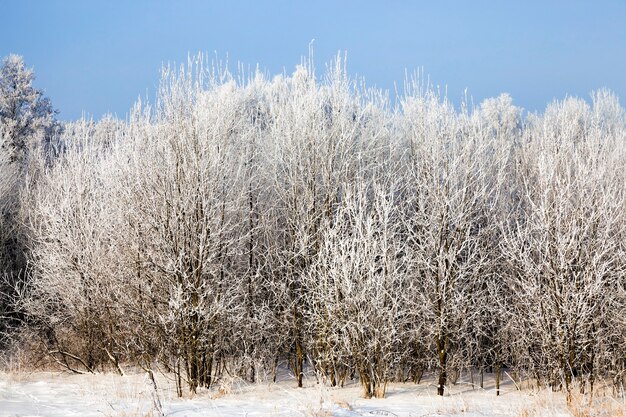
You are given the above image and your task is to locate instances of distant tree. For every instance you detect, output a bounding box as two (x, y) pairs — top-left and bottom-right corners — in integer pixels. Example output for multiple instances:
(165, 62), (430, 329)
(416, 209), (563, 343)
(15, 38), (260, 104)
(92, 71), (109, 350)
(0, 54), (59, 166)
(0, 54), (59, 347)
(0, 54), (60, 272)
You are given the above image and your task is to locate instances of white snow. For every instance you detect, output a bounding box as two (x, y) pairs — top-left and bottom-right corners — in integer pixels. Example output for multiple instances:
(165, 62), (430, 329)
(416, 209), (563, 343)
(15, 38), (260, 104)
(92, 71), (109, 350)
(0, 371), (575, 417)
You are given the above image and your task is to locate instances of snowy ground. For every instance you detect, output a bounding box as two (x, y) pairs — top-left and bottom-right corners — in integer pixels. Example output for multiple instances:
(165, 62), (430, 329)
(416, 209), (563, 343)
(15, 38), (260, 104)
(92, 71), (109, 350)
(0, 369), (582, 416)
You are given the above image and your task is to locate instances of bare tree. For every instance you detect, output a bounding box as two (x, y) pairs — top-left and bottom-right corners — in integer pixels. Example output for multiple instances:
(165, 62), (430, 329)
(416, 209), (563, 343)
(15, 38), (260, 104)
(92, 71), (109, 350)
(501, 94), (626, 397)
(400, 88), (509, 396)
(261, 56), (387, 387)
(305, 174), (409, 398)
(12, 52), (626, 403)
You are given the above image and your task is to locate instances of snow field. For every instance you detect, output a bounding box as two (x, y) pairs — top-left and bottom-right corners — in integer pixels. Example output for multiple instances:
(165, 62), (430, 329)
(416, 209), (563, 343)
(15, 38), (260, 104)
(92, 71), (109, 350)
(0, 371), (583, 417)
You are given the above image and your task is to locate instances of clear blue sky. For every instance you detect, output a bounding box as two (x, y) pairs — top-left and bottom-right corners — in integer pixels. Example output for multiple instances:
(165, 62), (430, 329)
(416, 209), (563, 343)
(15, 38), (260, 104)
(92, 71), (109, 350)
(2, 0), (625, 120)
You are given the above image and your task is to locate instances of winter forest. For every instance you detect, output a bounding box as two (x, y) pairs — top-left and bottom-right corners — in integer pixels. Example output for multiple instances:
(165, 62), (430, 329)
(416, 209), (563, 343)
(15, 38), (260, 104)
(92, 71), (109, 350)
(0, 52), (625, 406)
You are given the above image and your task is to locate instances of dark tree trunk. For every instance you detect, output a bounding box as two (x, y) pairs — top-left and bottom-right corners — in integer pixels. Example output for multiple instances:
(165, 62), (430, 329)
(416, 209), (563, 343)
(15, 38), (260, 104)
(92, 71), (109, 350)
(437, 336), (448, 396)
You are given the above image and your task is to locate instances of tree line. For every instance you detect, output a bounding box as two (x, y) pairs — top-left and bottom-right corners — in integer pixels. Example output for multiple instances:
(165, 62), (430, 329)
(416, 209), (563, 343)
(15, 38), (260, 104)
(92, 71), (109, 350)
(0, 54), (625, 399)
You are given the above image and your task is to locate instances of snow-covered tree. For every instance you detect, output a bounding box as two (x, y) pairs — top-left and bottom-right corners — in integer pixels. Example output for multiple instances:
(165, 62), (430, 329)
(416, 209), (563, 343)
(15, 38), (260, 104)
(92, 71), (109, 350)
(12, 52), (626, 403)
(501, 95), (626, 396)
(400, 88), (511, 396)
(0, 55), (60, 348)
(305, 177), (410, 398)
(0, 54), (59, 166)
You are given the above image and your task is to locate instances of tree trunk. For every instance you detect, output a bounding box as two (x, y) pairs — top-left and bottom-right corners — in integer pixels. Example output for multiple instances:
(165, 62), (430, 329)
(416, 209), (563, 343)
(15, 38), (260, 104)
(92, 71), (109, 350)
(495, 361), (501, 396)
(295, 337), (304, 388)
(437, 336), (448, 396)
(480, 367), (484, 389)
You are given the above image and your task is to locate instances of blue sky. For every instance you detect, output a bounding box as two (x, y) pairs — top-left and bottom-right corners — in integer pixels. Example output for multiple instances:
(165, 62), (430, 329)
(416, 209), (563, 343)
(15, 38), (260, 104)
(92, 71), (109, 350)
(2, 0), (625, 120)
